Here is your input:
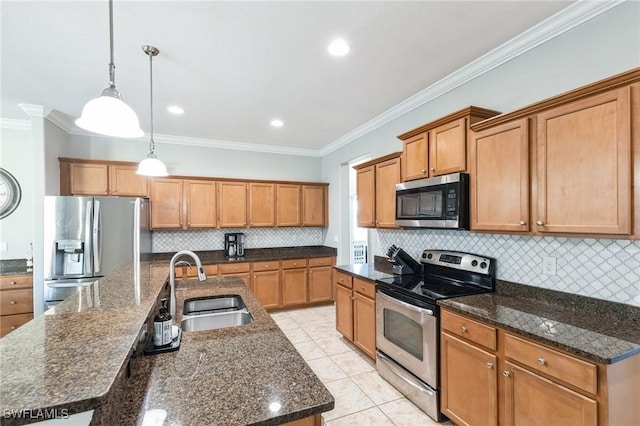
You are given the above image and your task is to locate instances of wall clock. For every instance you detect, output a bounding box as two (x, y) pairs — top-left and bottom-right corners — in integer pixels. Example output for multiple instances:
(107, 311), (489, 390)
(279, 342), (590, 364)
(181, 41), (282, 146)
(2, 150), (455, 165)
(0, 168), (22, 219)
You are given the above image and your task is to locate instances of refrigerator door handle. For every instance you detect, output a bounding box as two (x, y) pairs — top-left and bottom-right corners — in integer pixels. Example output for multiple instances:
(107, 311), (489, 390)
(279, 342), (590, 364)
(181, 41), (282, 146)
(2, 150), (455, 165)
(93, 200), (101, 275)
(84, 200), (93, 276)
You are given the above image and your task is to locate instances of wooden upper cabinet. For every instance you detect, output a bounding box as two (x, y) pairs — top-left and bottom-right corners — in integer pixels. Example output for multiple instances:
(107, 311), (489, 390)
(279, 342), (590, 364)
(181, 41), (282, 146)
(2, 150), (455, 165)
(249, 183), (275, 227)
(184, 180), (217, 228)
(356, 165), (375, 228)
(470, 118), (530, 232)
(402, 133), (428, 181)
(69, 163), (109, 195)
(536, 87), (631, 235)
(150, 178), (183, 229)
(375, 156), (401, 228)
(276, 184), (301, 227)
(108, 165), (148, 197)
(218, 181), (248, 228)
(429, 117), (467, 176)
(302, 185), (326, 227)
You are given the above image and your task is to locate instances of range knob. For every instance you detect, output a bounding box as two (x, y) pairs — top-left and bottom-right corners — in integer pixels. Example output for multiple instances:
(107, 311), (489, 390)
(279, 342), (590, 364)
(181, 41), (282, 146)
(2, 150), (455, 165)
(427, 253), (433, 259)
(471, 260), (478, 267)
(422, 253), (427, 258)
(480, 262), (488, 269)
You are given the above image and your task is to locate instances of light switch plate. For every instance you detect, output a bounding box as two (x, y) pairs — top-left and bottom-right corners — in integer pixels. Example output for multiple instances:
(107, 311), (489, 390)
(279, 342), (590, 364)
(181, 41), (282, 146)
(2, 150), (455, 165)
(0, 242), (7, 252)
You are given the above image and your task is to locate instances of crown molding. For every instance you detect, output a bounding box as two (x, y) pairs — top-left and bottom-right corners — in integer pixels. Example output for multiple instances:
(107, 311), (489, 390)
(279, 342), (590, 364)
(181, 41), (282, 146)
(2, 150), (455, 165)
(318, 0), (623, 157)
(19, 103), (45, 117)
(0, 118), (31, 131)
(45, 109), (75, 133)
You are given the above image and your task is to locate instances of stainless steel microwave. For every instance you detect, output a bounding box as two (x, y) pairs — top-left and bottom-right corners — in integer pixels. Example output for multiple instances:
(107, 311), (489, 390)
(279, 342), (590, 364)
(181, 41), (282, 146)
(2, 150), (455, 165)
(395, 173), (469, 229)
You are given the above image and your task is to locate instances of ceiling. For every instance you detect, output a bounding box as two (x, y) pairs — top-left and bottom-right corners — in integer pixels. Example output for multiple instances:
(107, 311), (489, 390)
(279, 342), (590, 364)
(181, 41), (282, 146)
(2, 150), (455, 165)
(1, 1), (575, 152)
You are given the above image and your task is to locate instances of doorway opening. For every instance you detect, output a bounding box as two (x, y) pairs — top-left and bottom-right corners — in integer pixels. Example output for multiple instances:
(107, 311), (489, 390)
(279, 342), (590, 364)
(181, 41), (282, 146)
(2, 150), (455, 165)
(348, 156), (370, 264)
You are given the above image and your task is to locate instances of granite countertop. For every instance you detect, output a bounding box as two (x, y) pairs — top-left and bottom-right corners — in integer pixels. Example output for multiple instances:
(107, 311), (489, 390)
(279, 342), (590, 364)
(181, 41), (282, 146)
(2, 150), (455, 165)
(0, 259), (33, 276)
(125, 276), (334, 425)
(151, 246), (337, 265)
(439, 281), (640, 364)
(334, 264), (393, 282)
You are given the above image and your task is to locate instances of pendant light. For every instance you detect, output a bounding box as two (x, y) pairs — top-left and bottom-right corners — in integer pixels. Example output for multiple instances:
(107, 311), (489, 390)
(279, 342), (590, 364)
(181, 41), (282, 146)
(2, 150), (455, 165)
(75, 0), (143, 138)
(136, 45), (168, 177)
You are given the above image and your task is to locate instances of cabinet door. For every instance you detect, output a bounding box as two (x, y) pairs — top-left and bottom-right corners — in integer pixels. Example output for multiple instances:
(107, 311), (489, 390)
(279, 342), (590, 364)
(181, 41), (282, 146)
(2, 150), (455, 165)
(249, 183), (276, 227)
(353, 293), (376, 359)
(504, 361), (597, 426)
(253, 270), (280, 309)
(375, 157), (401, 228)
(441, 332), (498, 426)
(356, 166), (376, 227)
(281, 268), (307, 307)
(69, 163), (109, 195)
(221, 272), (251, 288)
(470, 118), (529, 232)
(428, 117), (467, 176)
(184, 180), (217, 228)
(276, 184), (301, 227)
(302, 185), (325, 226)
(109, 165), (148, 197)
(402, 133), (428, 181)
(308, 266), (333, 303)
(150, 178), (183, 229)
(335, 283), (353, 341)
(218, 182), (248, 228)
(536, 87), (631, 234)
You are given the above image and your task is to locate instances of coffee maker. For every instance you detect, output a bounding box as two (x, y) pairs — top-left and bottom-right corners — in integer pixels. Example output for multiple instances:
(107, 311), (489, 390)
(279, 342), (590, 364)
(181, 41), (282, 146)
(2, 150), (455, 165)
(224, 233), (245, 258)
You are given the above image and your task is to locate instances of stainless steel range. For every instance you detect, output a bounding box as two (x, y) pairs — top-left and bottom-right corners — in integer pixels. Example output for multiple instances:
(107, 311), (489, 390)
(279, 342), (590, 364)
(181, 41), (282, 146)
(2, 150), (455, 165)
(375, 250), (496, 422)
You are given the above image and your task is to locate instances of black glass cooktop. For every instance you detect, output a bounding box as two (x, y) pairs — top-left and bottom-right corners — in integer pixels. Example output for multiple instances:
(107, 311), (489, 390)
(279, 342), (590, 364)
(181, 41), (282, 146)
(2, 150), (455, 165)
(376, 274), (491, 302)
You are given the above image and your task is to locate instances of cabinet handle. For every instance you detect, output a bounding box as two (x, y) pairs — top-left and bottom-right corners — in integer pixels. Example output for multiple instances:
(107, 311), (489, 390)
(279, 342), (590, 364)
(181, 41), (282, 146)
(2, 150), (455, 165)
(460, 326), (468, 333)
(538, 358), (546, 366)
(503, 371), (511, 377)
(360, 286), (365, 291)
(10, 300), (16, 305)
(487, 363), (494, 369)
(536, 220), (544, 226)
(519, 221), (526, 226)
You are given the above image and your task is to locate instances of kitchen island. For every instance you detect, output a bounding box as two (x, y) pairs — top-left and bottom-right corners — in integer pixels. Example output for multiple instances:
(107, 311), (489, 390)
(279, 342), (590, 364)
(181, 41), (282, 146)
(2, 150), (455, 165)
(0, 263), (333, 425)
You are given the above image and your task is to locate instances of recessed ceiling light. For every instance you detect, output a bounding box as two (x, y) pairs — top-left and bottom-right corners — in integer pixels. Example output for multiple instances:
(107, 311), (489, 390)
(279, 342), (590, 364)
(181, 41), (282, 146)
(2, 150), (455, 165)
(327, 39), (350, 56)
(270, 119), (284, 128)
(167, 105), (184, 115)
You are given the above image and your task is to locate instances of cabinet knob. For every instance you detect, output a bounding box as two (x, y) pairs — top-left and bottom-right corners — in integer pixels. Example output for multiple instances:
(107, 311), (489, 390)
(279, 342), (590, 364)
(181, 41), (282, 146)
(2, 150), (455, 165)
(10, 326), (16, 330)
(538, 358), (546, 366)
(519, 221), (526, 226)
(536, 220), (544, 226)
(10, 300), (16, 305)
(339, 278), (343, 282)
(487, 362), (494, 369)
(430, 167), (435, 172)
(421, 169), (426, 174)
(112, 190), (117, 194)
(10, 281), (16, 285)
(460, 326), (468, 333)
(351, 296), (356, 301)
(503, 371), (511, 377)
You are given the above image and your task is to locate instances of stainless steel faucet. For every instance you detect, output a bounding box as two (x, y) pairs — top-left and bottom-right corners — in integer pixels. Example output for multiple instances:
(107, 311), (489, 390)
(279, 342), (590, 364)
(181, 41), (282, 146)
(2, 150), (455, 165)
(169, 250), (207, 316)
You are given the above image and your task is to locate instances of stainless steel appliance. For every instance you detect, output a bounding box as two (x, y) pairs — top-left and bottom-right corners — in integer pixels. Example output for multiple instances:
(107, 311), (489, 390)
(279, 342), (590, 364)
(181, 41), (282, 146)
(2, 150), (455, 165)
(224, 232), (245, 258)
(395, 173), (469, 229)
(43, 196), (151, 309)
(376, 250), (496, 422)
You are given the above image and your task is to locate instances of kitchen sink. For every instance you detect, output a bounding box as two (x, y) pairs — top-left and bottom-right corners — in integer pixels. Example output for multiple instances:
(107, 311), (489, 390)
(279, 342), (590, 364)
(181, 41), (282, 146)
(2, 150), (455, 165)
(182, 295), (246, 316)
(181, 311), (254, 332)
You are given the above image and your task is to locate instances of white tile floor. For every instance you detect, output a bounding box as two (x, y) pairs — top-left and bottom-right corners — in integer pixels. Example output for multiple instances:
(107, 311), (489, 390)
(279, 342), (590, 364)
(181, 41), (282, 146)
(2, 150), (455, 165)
(271, 305), (445, 426)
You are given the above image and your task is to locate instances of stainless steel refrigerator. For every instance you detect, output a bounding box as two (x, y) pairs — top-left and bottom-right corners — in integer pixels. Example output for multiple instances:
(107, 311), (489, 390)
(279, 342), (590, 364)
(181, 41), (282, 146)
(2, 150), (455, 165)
(43, 196), (151, 309)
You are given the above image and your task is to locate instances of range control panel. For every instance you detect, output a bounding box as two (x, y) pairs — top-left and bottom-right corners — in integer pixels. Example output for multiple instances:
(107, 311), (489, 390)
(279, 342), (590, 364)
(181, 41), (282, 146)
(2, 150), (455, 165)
(420, 250), (493, 275)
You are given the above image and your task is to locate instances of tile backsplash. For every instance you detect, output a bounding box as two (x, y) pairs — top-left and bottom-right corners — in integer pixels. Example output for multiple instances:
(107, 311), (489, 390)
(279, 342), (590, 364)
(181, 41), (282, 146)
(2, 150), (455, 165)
(152, 228), (324, 253)
(376, 229), (640, 307)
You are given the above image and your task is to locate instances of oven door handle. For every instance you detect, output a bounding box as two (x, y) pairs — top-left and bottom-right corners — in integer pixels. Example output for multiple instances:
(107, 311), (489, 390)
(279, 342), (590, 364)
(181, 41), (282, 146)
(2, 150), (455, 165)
(377, 290), (434, 316)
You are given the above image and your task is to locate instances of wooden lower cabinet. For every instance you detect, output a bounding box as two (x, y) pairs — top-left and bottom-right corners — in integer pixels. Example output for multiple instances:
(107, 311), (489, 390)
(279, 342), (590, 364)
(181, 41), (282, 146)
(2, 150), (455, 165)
(308, 266), (332, 303)
(282, 268), (308, 307)
(253, 270), (281, 309)
(353, 292), (375, 359)
(441, 332), (498, 426)
(335, 279), (354, 341)
(0, 274), (34, 337)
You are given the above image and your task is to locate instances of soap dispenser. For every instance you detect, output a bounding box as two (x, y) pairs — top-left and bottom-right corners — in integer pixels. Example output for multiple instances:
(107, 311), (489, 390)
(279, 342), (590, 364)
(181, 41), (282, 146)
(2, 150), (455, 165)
(153, 298), (172, 347)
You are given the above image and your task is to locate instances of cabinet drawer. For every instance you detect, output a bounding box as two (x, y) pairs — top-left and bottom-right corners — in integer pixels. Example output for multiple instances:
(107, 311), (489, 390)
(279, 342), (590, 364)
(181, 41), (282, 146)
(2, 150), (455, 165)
(186, 263), (218, 277)
(504, 333), (597, 395)
(252, 261), (280, 272)
(282, 259), (308, 269)
(353, 277), (376, 299)
(1, 313), (33, 337)
(334, 270), (353, 289)
(308, 257), (333, 268)
(441, 310), (496, 351)
(0, 289), (33, 315)
(0, 275), (33, 290)
(219, 263), (251, 275)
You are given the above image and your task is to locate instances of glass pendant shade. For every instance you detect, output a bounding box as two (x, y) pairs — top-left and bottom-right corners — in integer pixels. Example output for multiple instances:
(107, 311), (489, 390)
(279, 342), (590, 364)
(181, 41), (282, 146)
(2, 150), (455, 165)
(75, 87), (144, 138)
(136, 152), (168, 177)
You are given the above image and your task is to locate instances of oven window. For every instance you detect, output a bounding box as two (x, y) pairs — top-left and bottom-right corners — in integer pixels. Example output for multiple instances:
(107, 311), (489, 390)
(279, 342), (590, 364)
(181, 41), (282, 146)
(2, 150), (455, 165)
(383, 308), (423, 361)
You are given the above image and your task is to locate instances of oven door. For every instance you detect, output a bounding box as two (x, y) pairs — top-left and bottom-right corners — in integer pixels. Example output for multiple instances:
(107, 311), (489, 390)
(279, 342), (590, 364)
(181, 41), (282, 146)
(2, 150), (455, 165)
(376, 290), (438, 388)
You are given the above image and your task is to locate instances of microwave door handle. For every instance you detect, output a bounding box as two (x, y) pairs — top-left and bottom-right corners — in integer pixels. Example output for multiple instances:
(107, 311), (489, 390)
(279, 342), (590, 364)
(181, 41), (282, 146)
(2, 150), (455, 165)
(93, 200), (101, 275)
(84, 200), (93, 275)
(377, 291), (434, 316)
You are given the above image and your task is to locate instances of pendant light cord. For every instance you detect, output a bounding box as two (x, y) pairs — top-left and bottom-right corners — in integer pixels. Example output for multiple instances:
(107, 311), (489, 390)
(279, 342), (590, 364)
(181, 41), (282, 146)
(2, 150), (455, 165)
(149, 51), (155, 153)
(108, 0), (116, 88)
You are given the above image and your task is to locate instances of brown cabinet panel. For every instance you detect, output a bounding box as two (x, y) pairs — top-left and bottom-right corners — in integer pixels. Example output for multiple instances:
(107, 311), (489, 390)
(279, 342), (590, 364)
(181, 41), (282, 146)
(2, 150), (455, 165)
(441, 309), (497, 351)
(334, 270), (353, 290)
(375, 157), (401, 228)
(353, 293), (376, 359)
(219, 263), (251, 275)
(218, 182), (248, 228)
(308, 257), (332, 268)
(281, 268), (308, 307)
(253, 261), (280, 272)
(70, 163), (109, 195)
(150, 178), (184, 229)
(249, 183), (276, 227)
(302, 185), (326, 227)
(1, 313), (33, 337)
(0, 289), (33, 316)
(184, 180), (217, 228)
(428, 117), (467, 176)
(470, 118), (530, 232)
(253, 270), (280, 309)
(402, 133), (429, 181)
(441, 332), (498, 426)
(185, 263), (218, 278)
(109, 164), (148, 197)
(276, 184), (302, 227)
(0, 275), (33, 290)
(356, 165), (375, 227)
(308, 266), (333, 303)
(282, 259), (307, 269)
(335, 283), (353, 341)
(353, 277), (376, 299)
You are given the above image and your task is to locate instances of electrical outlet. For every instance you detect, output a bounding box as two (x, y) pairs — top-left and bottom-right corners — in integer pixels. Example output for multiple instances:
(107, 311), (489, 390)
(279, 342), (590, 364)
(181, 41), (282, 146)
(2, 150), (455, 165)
(542, 256), (556, 276)
(0, 242), (7, 252)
